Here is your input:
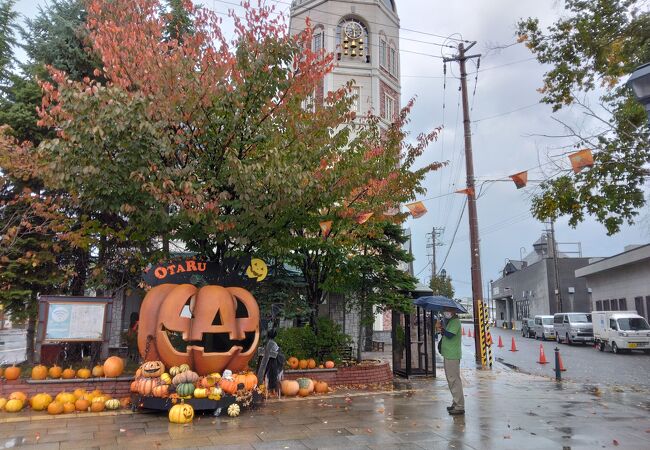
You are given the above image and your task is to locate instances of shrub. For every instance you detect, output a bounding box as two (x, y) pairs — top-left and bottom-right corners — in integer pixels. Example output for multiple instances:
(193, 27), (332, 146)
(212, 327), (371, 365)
(276, 318), (351, 363)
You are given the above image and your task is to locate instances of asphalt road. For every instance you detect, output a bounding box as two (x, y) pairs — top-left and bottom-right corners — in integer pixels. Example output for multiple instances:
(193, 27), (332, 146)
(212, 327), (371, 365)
(0, 329), (27, 365)
(460, 325), (650, 390)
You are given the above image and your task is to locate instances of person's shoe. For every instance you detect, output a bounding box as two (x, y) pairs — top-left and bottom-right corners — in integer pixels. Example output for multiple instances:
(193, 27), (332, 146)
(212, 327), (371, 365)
(448, 408), (465, 415)
(446, 405), (455, 411)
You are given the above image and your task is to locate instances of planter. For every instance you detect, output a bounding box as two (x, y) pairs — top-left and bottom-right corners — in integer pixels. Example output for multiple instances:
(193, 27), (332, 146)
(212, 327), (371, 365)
(284, 362), (391, 386)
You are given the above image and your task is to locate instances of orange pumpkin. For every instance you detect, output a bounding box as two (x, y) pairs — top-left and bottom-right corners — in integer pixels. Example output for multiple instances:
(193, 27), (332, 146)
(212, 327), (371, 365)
(103, 356), (124, 377)
(90, 401), (105, 412)
(130, 380), (139, 393)
(314, 381), (329, 394)
(324, 361), (335, 369)
(62, 367), (76, 379)
(31, 364), (48, 380)
(219, 378), (238, 395)
(75, 399), (90, 412)
(0, 367), (3, 377)
(307, 359), (316, 369)
(235, 372), (257, 391)
(140, 360), (165, 378)
(92, 365), (104, 377)
(137, 377), (162, 396)
(9, 391), (27, 402)
(73, 388), (87, 399)
(137, 284), (260, 375)
(152, 384), (170, 398)
(119, 397), (131, 408)
(63, 402), (76, 414)
(48, 365), (63, 378)
(4, 365), (21, 380)
(280, 380), (299, 397)
(47, 401), (64, 415)
(287, 357), (299, 369)
(298, 359), (308, 370)
(77, 368), (91, 379)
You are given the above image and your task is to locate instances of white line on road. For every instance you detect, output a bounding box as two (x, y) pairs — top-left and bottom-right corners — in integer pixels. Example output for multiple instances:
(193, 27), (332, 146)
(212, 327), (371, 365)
(0, 347), (26, 352)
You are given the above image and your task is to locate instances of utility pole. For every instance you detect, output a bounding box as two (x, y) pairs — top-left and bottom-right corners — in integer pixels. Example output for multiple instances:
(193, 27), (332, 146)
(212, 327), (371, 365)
(426, 227), (444, 283)
(445, 42), (484, 365)
(549, 220), (562, 313)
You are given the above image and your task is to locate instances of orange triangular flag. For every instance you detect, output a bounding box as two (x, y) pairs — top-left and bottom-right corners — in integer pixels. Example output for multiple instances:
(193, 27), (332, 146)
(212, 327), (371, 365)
(509, 171), (528, 189)
(355, 212), (373, 224)
(405, 201), (427, 219)
(455, 187), (475, 196)
(319, 220), (333, 238)
(383, 207), (400, 216)
(568, 149), (594, 173)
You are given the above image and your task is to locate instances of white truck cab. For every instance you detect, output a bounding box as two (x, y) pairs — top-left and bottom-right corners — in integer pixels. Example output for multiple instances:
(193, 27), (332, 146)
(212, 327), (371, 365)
(592, 311), (650, 354)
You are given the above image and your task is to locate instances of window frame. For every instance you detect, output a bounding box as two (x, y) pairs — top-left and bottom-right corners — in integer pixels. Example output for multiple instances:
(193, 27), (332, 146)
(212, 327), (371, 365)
(383, 92), (395, 121)
(379, 37), (387, 68)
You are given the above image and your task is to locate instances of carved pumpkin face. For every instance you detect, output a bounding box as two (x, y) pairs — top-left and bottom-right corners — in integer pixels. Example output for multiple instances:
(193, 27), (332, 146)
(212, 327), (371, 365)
(141, 361), (165, 378)
(138, 284), (260, 375)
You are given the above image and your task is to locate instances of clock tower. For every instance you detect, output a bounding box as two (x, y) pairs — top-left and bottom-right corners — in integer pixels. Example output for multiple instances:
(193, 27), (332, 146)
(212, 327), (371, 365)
(289, 0), (400, 125)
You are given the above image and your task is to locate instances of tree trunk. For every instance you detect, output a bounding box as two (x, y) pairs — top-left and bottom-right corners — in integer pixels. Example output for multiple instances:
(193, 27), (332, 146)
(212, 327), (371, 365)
(356, 304), (364, 363)
(26, 314), (36, 364)
(364, 312), (374, 352)
(70, 247), (89, 296)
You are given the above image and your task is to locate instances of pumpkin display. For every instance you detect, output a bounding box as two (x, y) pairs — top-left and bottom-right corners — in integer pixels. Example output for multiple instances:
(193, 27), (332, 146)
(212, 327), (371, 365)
(75, 398), (90, 412)
(208, 387), (222, 400)
(219, 377), (238, 395)
(5, 399), (23, 412)
(31, 364), (48, 380)
(235, 372), (257, 391)
(89, 389), (104, 400)
(9, 391), (27, 402)
(130, 380), (139, 393)
(105, 399), (120, 410)
(92, 395), (110, 405)
(73, 388), (86, 399)
(298, 359), (308, 370)
(30, 393), (53, 411)
(77, 368), (91, 379)
(136, 377), (162, 396)
(0, 398), (6, 410)
(198, 375), (217, 388)
(152, 384), (170, 398)
(63, 402), (76, 414)
(296, 378), (313, 397)
(175, 382), (195, 397)
(4, 365), (21, 380)
(178, 363), (190, 373)
(193, 387), (208, 399)
(47, 401), (64, 415)
(62, 367), (76, 379)
(169, 366), (181, 377)
(314, 381), (329, 394)
(141, 360), (165, 378)
(280, 380), (299, 397)
(103, 356), (124, 377)
(169, 402), (194, 424)
(137, 284), (260, 375)
(172, 370), (199, 386)
(55, 392), (76, 404)
(119, 397), (131, 408)
(324, 361), (335, 369)
(48, 365), (63, 379)
(307, 359), (317, 369)
(160, 373), (172, 385)
(227, 403), (240, 417)
(92, 365), (104, 377)
(287, 357), (299, 369)
(90, 401), (105, 412)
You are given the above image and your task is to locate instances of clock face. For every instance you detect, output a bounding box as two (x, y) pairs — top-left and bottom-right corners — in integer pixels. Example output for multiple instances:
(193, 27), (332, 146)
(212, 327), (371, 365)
(344, 21), (363, 39)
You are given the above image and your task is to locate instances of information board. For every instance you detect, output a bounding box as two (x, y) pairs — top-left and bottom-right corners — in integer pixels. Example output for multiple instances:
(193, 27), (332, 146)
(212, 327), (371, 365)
(44, 302), (107, 341)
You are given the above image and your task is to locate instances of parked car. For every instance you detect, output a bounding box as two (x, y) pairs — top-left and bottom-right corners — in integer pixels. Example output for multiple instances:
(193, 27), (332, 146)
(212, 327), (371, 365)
(533, 315), (555, 340)
(554, 312), (593, 345)
(592, 311), (650, 354)
(521, 318), (535, 338)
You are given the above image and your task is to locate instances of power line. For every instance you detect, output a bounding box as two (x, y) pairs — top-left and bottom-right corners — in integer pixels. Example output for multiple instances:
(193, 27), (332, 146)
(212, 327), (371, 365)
(437, 197), (467, 274)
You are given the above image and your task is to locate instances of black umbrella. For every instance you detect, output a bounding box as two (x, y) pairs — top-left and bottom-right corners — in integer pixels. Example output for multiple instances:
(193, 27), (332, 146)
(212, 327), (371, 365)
(413, 295), (468, 313)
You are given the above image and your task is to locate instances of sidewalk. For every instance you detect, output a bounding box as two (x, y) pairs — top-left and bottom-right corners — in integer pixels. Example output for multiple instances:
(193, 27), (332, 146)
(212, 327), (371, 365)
(1, 363), (649, 449)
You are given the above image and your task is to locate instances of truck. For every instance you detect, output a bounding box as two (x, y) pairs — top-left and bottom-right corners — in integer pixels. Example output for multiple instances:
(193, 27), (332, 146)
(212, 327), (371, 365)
(592, 311), (650, 354)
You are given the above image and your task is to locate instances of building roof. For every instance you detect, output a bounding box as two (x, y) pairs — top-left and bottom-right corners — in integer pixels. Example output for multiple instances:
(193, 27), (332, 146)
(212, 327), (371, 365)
(575, 243), (650, 278)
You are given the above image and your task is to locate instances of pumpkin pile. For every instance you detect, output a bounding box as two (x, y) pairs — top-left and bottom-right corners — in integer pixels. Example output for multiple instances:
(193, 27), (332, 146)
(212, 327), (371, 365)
(0, 388), (129, 415)
(286, 357), (335, 370)
(0, 356), (124, 382)
(280, 377), (329, 398)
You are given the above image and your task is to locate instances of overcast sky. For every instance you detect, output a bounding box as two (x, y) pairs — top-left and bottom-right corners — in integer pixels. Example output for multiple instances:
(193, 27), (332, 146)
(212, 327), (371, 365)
(13, 0), (649, 299)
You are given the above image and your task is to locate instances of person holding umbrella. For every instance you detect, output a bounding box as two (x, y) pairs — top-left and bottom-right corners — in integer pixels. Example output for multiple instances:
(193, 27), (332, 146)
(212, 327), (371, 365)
(436, 307), (464, 415)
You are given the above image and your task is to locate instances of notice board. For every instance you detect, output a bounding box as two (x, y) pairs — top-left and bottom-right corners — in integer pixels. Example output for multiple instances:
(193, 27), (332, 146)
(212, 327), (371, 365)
(38, 296), (112, 343)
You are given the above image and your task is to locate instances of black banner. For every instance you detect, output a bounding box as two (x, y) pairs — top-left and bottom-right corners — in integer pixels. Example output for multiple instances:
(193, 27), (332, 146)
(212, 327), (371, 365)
(143, 256), (255, 288)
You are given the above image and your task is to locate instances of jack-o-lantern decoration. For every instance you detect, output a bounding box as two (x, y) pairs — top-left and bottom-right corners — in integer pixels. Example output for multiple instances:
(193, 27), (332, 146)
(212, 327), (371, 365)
(140, 361), (165, 378)
(137, 284), (260, 375)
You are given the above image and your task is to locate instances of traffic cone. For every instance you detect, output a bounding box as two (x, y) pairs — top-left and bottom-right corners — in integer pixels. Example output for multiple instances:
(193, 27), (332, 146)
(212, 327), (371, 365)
(510, 337), (518, 352)
(498, 335), (504, 348)
(558, 352), (566, 371)
(462, 327), (466, 336)
(468, 328), (473, 338)
(538, 344), (548, 364)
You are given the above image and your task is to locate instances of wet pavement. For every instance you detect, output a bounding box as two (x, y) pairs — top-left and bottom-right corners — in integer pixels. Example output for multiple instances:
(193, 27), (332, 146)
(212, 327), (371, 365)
(1, 364), (649, 449)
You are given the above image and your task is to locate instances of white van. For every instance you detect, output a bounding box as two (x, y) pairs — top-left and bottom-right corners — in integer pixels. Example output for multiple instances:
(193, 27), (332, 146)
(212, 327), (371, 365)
(553, 312), (593, 345)
(533, 315), (555, 340)
(592, 311), (650, 354)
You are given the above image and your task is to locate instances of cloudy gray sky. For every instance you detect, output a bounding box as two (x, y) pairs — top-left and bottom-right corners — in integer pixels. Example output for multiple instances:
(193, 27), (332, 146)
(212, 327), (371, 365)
(13, 0), (649, 299)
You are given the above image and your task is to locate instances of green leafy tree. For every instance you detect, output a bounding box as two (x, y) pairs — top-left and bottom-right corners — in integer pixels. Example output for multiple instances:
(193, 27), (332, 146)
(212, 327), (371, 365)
(517, 0), (650, 234)
(429, 273), (454, 299)
(0, 0), (19, 85)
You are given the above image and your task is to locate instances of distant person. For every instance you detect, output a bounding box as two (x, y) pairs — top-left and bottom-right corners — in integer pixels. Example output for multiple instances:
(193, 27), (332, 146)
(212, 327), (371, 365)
(436, 307), (464, 415)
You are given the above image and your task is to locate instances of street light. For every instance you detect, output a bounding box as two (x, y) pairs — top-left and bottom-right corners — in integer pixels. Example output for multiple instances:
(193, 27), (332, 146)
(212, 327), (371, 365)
(627, 62), (650, 121)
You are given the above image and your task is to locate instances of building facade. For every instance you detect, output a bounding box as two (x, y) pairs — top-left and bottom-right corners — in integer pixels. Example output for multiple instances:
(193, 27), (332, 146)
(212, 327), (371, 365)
(575, 244), (650, 321)
(491, 234), (591, 329)
(289, 0), (400, 124)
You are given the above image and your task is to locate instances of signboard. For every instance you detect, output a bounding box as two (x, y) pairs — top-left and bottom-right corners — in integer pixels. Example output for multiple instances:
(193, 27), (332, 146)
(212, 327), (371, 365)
(45, 302), (107, 341)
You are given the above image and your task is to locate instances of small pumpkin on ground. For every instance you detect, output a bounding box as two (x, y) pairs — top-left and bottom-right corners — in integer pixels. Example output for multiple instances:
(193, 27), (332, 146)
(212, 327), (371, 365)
(314, 381), (329, 394)
(90, 401), (105, 412)
(4, 399), (23, 412)
(0, 398), (6, 410)
(30, 393), (53, 411)
(76, 368), (91, 379)
(140, 360), (165, 378)
(227, 403), (240, 417)
(63, 402), (76, 413)
(105, 399), (120, 410)
(61, 367), (76, 379)
(103, 356), (124, 378)
(47, 401), (64, 415)
(4, 365), (21, 380)
(92, 365), (104, 377)
(280, 380), (299, 397)
(75, 398), (90, 412)
(73, 388), (86, 399)
(287, 357), (299, 369)
(168, 402), (194, 424)
(55, 392), (76, 404)
(119, 397), (131, 408)
(31, 364), (48, 380)
(296, 377), (313, 397)
(9, 391), (27, 402)
(48, 365), (63, 379)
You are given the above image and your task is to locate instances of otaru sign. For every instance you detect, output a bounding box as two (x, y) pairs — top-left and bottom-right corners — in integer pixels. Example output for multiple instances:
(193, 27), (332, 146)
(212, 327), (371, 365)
(142, 257), (258, 288)
(152, 260), (207, 280)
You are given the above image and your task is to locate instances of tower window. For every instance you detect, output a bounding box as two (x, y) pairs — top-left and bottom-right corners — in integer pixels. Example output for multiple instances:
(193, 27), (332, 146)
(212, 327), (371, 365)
(349, 86), (360, 112)
(383, 93), (395, 121)
(389, 46), (397, 76)
(379, 37), (387, 68)
(312, 30), (324, 52)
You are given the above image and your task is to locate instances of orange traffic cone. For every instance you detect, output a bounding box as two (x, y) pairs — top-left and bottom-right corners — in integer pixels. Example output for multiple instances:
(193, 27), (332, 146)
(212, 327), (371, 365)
(510, 337), (518, 352)
(468, 328), (473, 338)
(538, 344), (548, 364)
(558, 352), (566, 371)
(462, 327), (466, 336)
(498, 335), (504, 348)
